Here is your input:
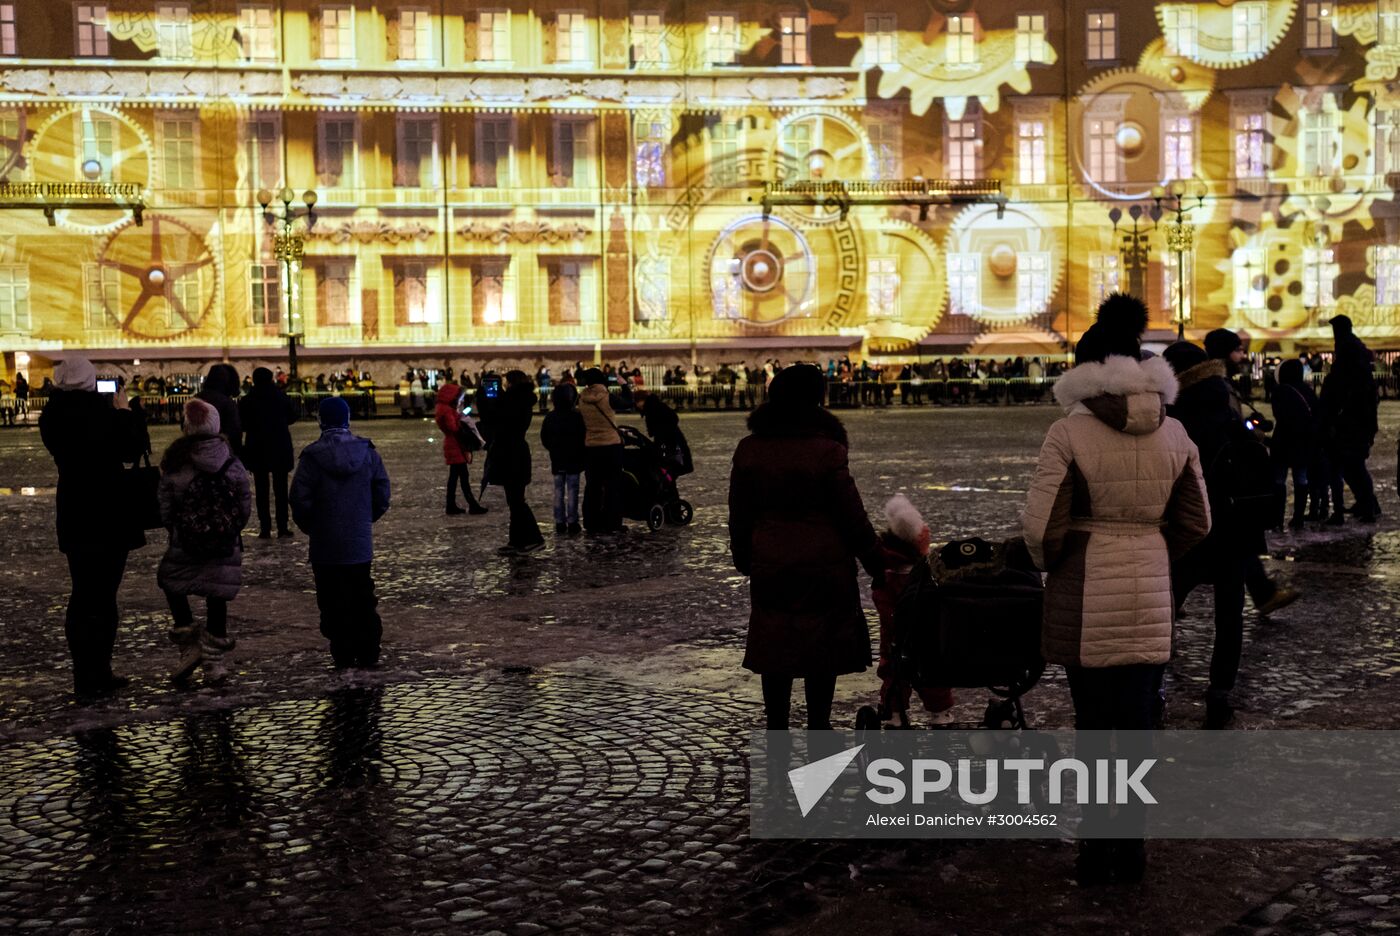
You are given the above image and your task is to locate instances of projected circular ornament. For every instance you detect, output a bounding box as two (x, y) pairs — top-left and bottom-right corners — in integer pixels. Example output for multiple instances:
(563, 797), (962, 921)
(96, 214), (221, 342)
(706, 215), (816, 327)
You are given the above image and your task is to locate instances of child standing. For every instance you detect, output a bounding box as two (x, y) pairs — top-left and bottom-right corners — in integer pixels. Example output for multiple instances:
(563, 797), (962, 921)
(434, 382), (488, 516)
(540, 383), (586, 535)
(872, 495), (955, 726)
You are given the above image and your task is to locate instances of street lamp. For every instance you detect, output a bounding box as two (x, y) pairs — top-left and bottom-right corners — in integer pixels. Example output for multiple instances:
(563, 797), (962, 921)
(1107, 202), (1161, 300)
(1152, 179), (1208, 340)
(258, 187), (317, 384)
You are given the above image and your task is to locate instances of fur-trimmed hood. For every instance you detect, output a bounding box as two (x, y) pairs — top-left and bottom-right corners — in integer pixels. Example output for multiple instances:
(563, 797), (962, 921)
(1053, 355), (1179, 436)
(1174, 358), (1228, 394)
(746, 403), (848, 448)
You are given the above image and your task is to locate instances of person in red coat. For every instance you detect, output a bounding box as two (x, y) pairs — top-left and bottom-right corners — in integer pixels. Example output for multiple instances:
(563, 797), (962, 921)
(434, 383), (487, 516)
(728, 364), (884, 729)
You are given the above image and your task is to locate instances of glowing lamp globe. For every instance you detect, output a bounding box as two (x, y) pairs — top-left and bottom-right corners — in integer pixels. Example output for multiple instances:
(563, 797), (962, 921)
(989, 244), (1017, 279)
(1115, 124), (1145, 158)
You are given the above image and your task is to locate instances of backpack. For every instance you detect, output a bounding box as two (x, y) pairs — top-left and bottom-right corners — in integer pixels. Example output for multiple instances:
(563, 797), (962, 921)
(174, 457), (243, 559)
(1210, 432), (1277, 532)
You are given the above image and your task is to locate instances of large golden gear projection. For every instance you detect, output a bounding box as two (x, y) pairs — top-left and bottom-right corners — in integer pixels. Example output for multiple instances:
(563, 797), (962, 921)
(945, 203), (1066, 327)
(862, 218), (948, 353)
(1072, 68), (1205, 202)
(1153, 1), (1296, 70)
(26, 104), (154, 234)
(707, 215), (816, 327)
(97, 214), (220, 342)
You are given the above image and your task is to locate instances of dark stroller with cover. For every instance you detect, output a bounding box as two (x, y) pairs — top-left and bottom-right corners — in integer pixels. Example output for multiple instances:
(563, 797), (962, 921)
(618, 425), (694, 531)
(857, 537), (1045, 730)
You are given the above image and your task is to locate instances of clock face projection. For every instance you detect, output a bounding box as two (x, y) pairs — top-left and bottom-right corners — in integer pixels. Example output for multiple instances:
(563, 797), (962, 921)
(708, 215), (816, 328)
(96, 214), (220, 341)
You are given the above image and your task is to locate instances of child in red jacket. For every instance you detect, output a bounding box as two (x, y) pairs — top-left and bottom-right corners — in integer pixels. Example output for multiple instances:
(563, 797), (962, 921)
(434, 383), (488, 516)
(873, 495), (955, 726)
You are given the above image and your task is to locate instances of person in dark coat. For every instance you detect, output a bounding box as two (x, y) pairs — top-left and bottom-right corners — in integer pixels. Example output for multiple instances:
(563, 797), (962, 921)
(540, 383), (586, 535)
(485, 370), (544, 554)
(728, 364), (883, 730)
(291, 398), (391, 668)
(197, 363), (243, 461)
(39, 356), (148, 698)
(238, 367), (297, 538)
(1271, 359), (1321, 530)
(634, 389), (692, 478)
(1319, 314), (1379, 523)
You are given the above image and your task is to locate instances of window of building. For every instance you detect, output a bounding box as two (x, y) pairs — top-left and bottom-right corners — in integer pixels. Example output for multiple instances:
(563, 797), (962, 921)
(1376, 108), (1400, 175)
(161, 117), (196, 190)
(708, 118), (739, 185)
(477, 10), (509, 63)
(396, 261), (438, 324)
(319, 5), (353, 60)
(1018, 253), (1051, 315)
(551, 118), (593, 188)
(1089, 252), (1120, 307)
(946, 13), (977, 66)
(1087, 117), (1119, 183)
(1232, 248), (1266, 310)
(1163, 114), (1194, 181)
(1163, 5), (1196, 57)
(1235, 110), (1268, 178)
(631, 11), (664, 66)
(83, 263), (120, 329)
(867, 116), (902, 179)
(1304, 2), (1336, 50)
(75, 4), (108, 57)
(171, 276), (200, 330)
(474, 116), (511, 188)
(707, 13), (739, 65)
(1303, 247), (1337, 307)
(1376, 244), (1400, 305)
(0, 265), (30, 333)
(867, 257), (900, 319)
(0, 4), (16, 56)
(1384, 0), (1400, 47)
(396, 116), (436, 188)
(156, 3), (192, 60)
(244, 113), (280, 190)
(1302, 104), (1340, 176)
(948, 253), (980, 315)
(317, 116), (356, 188)
(866, 14), (897, 67)
(316, 260), (357, 326)
(398, 9), (433, 62)
(1233, 3), (1266, 57)
(780, 120), (812, 180)
(546, 259), (593, 326)
(81, 111), (115, 181)
(635, 117), (667, 188)
(714, 260), (743, 320)
(780, 12), (809, 65)
(556, 11), (589, 65)
(946, 112), (980, 181)
(238, 4), (276, 61)
(1015, 13), (1047, 65)
(250, 262), (280, 326)
(472, 259), (515, 324)
(1086, 11), (1116, 62)
(636, 257), (670, 322)
(0, 109), (24, 180)
(1017, 119), (1047, 184)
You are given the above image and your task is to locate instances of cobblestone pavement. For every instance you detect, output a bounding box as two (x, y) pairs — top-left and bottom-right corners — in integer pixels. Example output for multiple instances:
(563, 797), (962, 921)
(1, 406), (1399, 934)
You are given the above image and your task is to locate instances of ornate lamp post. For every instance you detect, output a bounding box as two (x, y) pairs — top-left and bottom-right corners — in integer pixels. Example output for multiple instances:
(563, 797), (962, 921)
(1152, 180), (1208, 340)
(258, 187), (317, 383)
(1107, 202), (1160, 300)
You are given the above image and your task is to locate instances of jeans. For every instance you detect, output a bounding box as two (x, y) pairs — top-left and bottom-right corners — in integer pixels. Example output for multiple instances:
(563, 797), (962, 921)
(446, 463), (481, 509)
(1065, 663), (1163, 839)
(553, 472), (580, 526)
(253, 469), (290, 534)
(583, 444), (624, 532)
(761, 674), (838, 730)
(312, 563), (383, 667)
(64, 549), (129, 688)
(164, 590), (228, 638)
(504, 482), (544, 547)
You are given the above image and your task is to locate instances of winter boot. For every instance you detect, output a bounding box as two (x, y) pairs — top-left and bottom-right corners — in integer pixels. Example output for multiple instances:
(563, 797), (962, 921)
(170, 624), (203, 686)
(200, 634), (228, 687)
(1204, 692), (1235, 729)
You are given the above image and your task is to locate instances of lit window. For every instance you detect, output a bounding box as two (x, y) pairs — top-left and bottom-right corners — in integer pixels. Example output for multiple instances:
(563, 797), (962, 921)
(250, 262), (281, 326)
(1163, 115), (1194, 181)
(1232, 248), (1266, 311)
(1163, 6), (1196, 57)
(547, 260), (589, 325)
(238, 5), (276, 61)
(1017, 120), (1047, 185)
(780, 12), (809, 65)
(1232, 3), (1266, 57)
(946, 113), (980, 181)
(867, 118), (901, 179)
(1302, 105), (1340, 176)
(707, 13), (739, 65)
(319, 5), (353, 60)
(1018, 253), (1051, 315)
(1087, 117), (1119, 183)
(397, 262), (438, 324)
(0, 265), (30, 333)
(1086, 11), (1116, 62)
(948, 254), (980, 315)
(156, 2), (192, 60)
(1089, 253), (1120, 308)
(551, 118), (593, 189)
(473, 260), (514, 324)
(1304, 2), (1335, 50)
(474, 116), (511, 188)
(1384, 0), (1400, 47)
(946, 13), (977, 66)
(0, 4), (16, 56)
(81, 112), (115, 181)
(161, 117), (197, 190)
(398, 9), (433, 62)
(1015, 13), (1047, 65)
(1378, 109), (1400, 175)
(1235, 111), (1268, 178)
(316, 260), (358, 327)
(708, 118), (739, 185)
(83, 263), (120, 329)
(636, 257), (670, 321)
(868, 257), (900, 319)
(244, 113), (280, 190)
(170, 277), (200, 331)
(1304, 247), (1337, 307)
(396, 116), (436, 188)
(1375, 245), (1400, 305)
(865, 14), (897, 67)
(631, 11), (664, 66)
(317, 116), (356, 188)
(635, 117), (666, 188)
(477, 10), (509, 63)
(556, 11), (589, 65)
(0, 108), (24, 180)
(713, 258), (743, 320)
(780, 120), (812, 180)
(75, 4), (108, 57)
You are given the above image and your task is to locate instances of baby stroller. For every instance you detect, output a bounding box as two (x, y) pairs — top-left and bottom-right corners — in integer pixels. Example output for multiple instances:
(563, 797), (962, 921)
(618, 425), (694, 531)
(856, 537), (1045, 731)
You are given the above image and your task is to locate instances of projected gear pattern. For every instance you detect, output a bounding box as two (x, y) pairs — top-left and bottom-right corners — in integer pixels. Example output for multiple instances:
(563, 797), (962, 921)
(944, 202), (1067, 328)
(96, 214), (221, 342)
(706, 215), (816, 328)
(26, 104), (155, 235)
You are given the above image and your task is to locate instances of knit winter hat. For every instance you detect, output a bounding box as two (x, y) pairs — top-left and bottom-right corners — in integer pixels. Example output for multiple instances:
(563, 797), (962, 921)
(1204, 328), (1243, 360)
(53, 356), (97, 392)
(884, 494), (926, 545)
(253, 366), (274, 386)
(1162, 340), (1209, 375)
(767, 364), (825, 409)
(319, 396), (351, 430)
(183, 398), (221, 436)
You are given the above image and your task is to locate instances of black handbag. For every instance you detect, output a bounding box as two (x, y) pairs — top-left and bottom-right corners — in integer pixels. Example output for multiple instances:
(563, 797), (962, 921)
(125, 452), (163, 531)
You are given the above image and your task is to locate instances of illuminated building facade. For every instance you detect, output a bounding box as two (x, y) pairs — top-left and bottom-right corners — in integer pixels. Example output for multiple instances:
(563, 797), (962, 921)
(0, 1), (1398, 374)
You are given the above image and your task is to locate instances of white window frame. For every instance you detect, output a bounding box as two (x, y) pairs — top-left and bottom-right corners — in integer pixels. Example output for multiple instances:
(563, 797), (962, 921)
(945, 112), (980, 181)
(707, 13), (739, 65)
(473, 258), (516, 324)
(155, 2), (193, 60)
(1232, 248), (1267, 311)
(0, 108), (25, 180)
(1089, 252), (1120, 308)
(631, 11), (665, 67)
(708, 118), (740, 185)
(1304, 1), (1336, 51)
(556, 10), (590, 66)
(395, 115), (438, 189)
(1375, 244), (1400, 305)
(477, 10), (510, 64)
(1163, 113), (1195, 181)
(474, 115), (513, 188)
(316, 258), (360, 327)
(83, 262), (120, 329)
(1015, 13), (1047, 65)
(79, 110), (116, 182)
(1376, 108), (1400, 176)
(636, 256), (670, 322)
(1018, 253), (1051, 315)
(551, 117), (594, 189)
(1086, 11), (1117, 62)
(865, 13), (897, 68)
(159, 114), (198, 192)
(1163, 5), (1196, 57)
(250, 261), (281, 326)
(635, 116), (667, 188)
(1384, 0), (1400, 48)
(867, 256), (901, 319)
(1017, 119), (1047, 185)
(397, 7), (434, 63)
(866, 112), (902, 179)
(75, 4), (109, 57)
(319, 5), (354, 62)
(316, 114), (358, 190)
(1086, 116), (1120, 184)
(780, 119), (813, 180)
(1303, 246), (1337, 308)
(1234, 109), (1268, 179)
(0, 264), (30, 332)
(243, 111), (281, 191)
(1232, 3), (1266, 58)
(238, 4), (277, 61)
(0, 4), (16, 56)
(1302, 101), (1341, 176)
(946, 13), (977, 66)
(948, 253), (980, 315)
(779, 12), (809, 66)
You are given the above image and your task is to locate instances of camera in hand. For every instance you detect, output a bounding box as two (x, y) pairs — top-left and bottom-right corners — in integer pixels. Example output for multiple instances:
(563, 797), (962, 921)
(96, 379), (118, 394)
(482, 375), (502, 400)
